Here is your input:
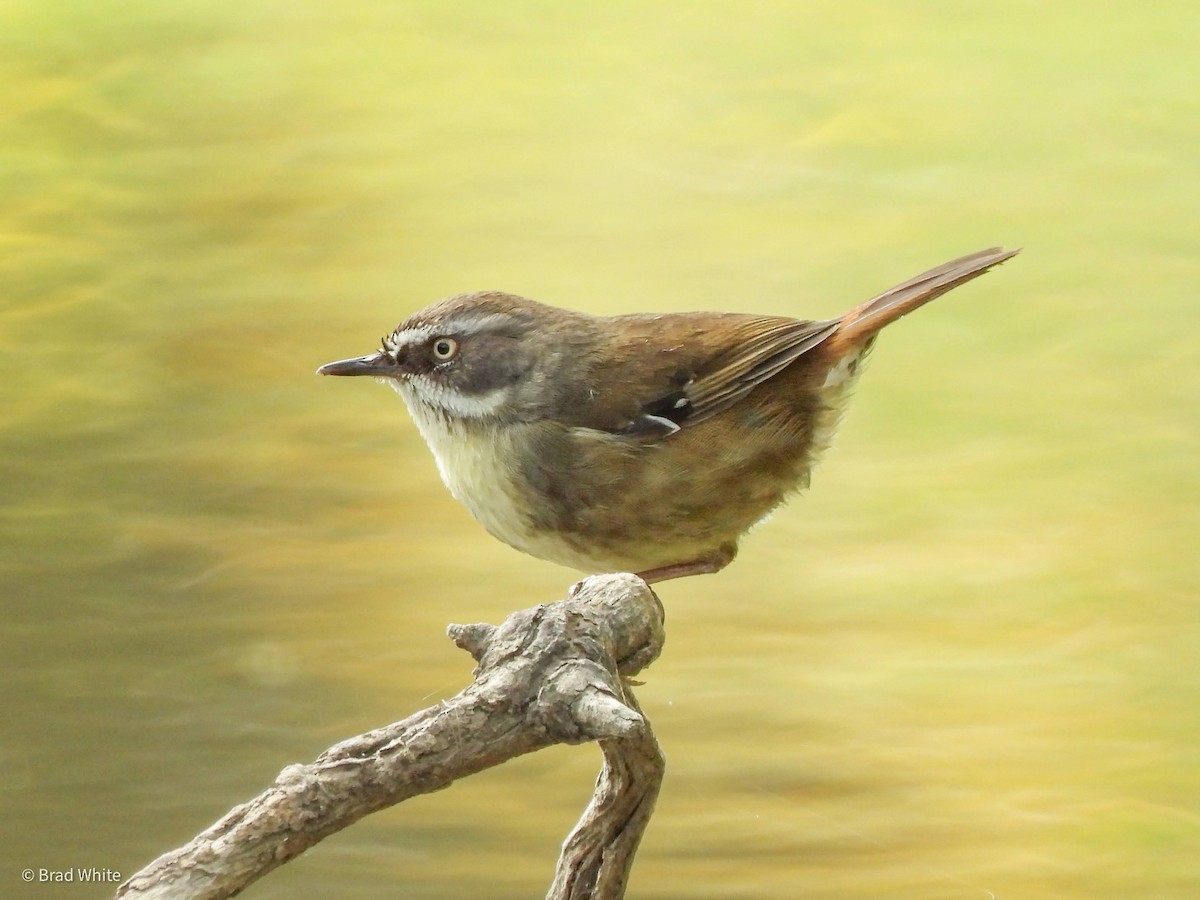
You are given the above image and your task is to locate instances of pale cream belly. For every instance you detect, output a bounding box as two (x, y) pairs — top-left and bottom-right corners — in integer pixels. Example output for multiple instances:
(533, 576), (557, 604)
(400, 391), (616, 570)
(396, 353), (868, 575)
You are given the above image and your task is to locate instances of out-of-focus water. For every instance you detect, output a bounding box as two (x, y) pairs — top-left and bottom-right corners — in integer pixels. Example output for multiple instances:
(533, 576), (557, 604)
(2, 2), (1197, 897)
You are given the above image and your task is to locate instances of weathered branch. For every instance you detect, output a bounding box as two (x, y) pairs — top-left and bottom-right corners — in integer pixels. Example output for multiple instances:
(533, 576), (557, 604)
(550, 688), (664, 899)
(115, 573), (666, 900)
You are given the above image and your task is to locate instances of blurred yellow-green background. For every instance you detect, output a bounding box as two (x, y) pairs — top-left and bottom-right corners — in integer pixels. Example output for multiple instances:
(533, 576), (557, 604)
(2, 1), (1197, 897)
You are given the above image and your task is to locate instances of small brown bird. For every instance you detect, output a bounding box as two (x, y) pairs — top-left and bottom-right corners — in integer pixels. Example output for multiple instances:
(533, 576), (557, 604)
(319, 247), (1018, 583)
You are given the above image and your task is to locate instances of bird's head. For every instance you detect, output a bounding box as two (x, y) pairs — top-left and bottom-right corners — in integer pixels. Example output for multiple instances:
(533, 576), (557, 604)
(318, 291), (595, 425)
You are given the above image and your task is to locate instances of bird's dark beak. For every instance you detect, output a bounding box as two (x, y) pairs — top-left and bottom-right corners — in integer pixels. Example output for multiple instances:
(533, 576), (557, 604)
(316, 352), (398, 377)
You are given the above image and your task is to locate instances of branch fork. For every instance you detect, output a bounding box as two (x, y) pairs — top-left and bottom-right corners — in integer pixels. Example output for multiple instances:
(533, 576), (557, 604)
(116, 573), (666, 900)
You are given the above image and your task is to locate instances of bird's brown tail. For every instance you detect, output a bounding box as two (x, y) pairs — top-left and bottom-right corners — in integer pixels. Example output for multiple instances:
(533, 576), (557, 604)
(826, 246), (1019, 354)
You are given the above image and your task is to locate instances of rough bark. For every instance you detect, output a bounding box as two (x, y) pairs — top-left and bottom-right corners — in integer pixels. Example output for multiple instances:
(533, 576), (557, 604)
(115, 573), (666, 900)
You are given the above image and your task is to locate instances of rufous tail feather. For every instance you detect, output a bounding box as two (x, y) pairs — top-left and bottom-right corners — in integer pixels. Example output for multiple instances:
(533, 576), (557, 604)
(826, 246), (1020, 354)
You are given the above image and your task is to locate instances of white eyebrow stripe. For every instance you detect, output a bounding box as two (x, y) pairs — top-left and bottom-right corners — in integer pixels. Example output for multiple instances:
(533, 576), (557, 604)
(388, 325), (435, 349)
(390, 313), (518, 348)
(444, 313), (518, 337)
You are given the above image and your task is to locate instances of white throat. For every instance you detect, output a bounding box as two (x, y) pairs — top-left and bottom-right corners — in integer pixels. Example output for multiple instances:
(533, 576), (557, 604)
(388, 379), (537, 557)
(390, 374), (510, 420)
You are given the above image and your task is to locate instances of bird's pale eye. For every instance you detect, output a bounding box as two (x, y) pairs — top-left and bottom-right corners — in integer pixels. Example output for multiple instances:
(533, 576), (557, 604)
(431, 337), (459, 361)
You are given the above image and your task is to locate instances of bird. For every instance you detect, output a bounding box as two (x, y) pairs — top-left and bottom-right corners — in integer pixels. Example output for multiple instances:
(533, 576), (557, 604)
(318, 246), (1018, 583)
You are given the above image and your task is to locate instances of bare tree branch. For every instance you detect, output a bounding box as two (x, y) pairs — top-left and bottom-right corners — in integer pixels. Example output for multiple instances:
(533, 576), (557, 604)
(550, 688), (664, 900)
(115, 573), (666, 900)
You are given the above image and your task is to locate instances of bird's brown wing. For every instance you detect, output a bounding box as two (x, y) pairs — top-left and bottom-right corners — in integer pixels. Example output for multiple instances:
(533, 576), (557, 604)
(684, 316), (838, 422)
(582, 313), (838, 439)
(573, 247), (1018, 440)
